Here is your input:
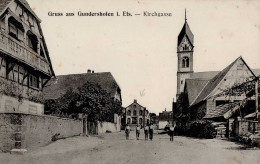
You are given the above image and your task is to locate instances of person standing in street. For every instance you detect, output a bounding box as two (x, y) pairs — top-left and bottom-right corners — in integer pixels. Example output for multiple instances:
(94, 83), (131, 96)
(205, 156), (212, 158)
(169, 122), (176, 141)
(144, 124), (149, 140)
(149, 123), (154, 141)
(136, 124), (141, 140)
(125, 124), (131, 140)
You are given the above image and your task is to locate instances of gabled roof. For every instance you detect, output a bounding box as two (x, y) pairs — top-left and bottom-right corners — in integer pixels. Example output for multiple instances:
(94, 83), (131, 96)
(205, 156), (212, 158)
(43, 72), (121, 100)
(0, 0), (40, 21)
(0, 0), (12, 13)
(190, 71), (219, 80)
(125, 101), (146, 109)
(185, 79), (209, 106)
(191, 57), (245, 106)
(178, 21), (194, 46)
(203, 101), (240, 119)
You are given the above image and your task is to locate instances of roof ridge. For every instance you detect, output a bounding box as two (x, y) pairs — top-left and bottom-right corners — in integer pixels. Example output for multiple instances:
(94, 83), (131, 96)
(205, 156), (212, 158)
(190, 56), (241, 106)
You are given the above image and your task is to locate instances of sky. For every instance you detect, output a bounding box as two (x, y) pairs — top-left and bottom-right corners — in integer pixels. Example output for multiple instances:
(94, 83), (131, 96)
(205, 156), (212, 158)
(27, 0), (260, 114)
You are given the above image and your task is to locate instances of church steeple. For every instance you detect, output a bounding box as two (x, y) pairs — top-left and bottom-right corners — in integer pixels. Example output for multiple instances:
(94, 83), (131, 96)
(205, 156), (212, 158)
(176, 9), (194, 100)
(177, 10), (194, 49)
(185, 8), (187, 22)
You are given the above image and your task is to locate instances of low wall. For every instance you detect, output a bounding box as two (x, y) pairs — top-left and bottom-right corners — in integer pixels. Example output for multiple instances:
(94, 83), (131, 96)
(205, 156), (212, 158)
(0, 94), (44, 115)
(235, 120), (260, 136)
(97, 114), (121, 134)
(0, 113), (82, 152)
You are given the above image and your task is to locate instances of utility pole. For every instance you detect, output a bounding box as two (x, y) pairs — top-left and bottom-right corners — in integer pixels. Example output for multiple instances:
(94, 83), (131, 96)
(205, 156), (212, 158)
(256, 78), (259, 120)
(143, 107), (146, 128)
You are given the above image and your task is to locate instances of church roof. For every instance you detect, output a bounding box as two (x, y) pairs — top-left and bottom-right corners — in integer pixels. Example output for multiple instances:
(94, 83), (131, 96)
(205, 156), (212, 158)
(188, 57), (259, 107)
(178, 21), (194, 46)
(185, 79), (209, 106)
(43, 72), (121, 100)
(191, 57), (241, 106)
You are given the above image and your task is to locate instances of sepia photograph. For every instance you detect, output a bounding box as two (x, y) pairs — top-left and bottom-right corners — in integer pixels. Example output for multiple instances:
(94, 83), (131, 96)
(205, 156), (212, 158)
(0, 0), (260, 163)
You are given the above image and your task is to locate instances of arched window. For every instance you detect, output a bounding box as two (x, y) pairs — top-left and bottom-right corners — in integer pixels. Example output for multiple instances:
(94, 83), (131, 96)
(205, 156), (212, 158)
(127, 118), (131, 124)
(182, 57), (189, 68)
(186, 57), (189, 67)
(26, 31), (38, 52)
(139, 110), (143, 116)
(127, 110), (131, 116)
(133, 110), (137, 116)
(182, 58), (185, 68)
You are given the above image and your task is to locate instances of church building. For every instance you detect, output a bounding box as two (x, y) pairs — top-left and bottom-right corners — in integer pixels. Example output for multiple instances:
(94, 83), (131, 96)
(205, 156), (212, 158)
(175, 10), (260, 121)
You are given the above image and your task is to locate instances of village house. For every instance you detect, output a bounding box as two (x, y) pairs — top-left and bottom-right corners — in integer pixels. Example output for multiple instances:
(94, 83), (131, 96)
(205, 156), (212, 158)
(125, 99), (150, 129)
(175, 11), (260, 137)
(43, 70), (122, 134)
(158, 109), (173, 129)
(0, 0), (55, 114)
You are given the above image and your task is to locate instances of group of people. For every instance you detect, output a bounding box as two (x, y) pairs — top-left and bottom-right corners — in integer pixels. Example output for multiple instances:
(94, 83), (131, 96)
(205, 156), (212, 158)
(125, 122), (176, 141)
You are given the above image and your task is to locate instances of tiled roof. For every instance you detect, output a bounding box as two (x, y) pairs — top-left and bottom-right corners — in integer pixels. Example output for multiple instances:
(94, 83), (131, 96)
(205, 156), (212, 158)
(0, 0), (40, 21)
(43, 72), (120, 100)
(188, 57), (260, 107)
(0, 0), (12, 13)
(17, 0), (41, 21)
(204, 101), (240, 119)
(185, 79), (209, 106)
(191, 57), (240, 106)
(189, 69), (260, 80)
(190, 71), (219, 80)
(178, 21), (194, 46)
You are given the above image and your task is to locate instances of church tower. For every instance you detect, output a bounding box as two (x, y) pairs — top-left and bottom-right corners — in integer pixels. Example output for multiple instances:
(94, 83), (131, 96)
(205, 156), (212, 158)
(176, 10), (194, 100)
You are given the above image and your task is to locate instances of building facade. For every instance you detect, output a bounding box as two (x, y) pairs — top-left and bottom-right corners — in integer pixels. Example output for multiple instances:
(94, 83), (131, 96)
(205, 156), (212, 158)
(125, 99), (150, 127)
(175, 11), (260, 122)
(0, 0), (54, 114)
(158, 109), (173, 129)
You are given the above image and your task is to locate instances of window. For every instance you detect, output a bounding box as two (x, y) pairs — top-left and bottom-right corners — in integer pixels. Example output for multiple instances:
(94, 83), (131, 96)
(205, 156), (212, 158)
(181, 80), (183, 84)
(132, 117), (137, 124)
(40, 46), (45, 58)
(127, 110), (131, 116)
(139, 110), (143, 116)
(8, 17), (24, 41)
(133, 110), (137, 116)
(26, 31), (38, 52)
(182, 57), (190, 68)
(29, 74), (39, 88)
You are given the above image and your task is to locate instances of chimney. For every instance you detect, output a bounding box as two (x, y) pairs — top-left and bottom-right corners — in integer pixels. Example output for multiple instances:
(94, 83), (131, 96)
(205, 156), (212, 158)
(134, 99), (137, 103)
(87, 69), (91, 73)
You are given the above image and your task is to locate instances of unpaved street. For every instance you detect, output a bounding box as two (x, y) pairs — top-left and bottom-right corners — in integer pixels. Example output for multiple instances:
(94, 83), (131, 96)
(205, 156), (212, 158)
(0, 131), (259, 164)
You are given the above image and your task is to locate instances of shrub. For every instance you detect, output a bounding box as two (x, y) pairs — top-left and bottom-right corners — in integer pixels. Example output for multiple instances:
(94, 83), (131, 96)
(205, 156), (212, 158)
(188, 120), (216, 139)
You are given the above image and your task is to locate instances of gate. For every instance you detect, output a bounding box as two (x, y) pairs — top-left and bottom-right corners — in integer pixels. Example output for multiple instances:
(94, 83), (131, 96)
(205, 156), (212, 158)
(87, 121), (98, 135)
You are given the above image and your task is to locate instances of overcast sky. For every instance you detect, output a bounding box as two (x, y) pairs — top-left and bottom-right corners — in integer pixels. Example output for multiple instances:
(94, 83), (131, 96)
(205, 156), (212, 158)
(27, 0), (260, 114)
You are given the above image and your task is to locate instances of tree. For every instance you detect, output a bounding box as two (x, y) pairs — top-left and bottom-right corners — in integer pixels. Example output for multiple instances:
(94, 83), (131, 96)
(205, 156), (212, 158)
(44, 82), (123, 122)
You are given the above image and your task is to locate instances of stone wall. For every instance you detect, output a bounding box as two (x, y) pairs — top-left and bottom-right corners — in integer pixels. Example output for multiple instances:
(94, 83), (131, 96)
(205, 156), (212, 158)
(0, 94), (44, 115)
(235, 120), (260, 136)
(0, 113), (82, 152)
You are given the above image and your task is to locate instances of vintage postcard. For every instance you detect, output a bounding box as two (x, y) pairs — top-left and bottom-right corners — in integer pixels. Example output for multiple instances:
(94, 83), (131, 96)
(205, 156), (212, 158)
(0, 0), (260, 163)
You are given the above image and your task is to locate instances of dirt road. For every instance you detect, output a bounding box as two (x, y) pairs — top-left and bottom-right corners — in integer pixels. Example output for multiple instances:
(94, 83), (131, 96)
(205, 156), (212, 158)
(0, 131), (259, 164)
